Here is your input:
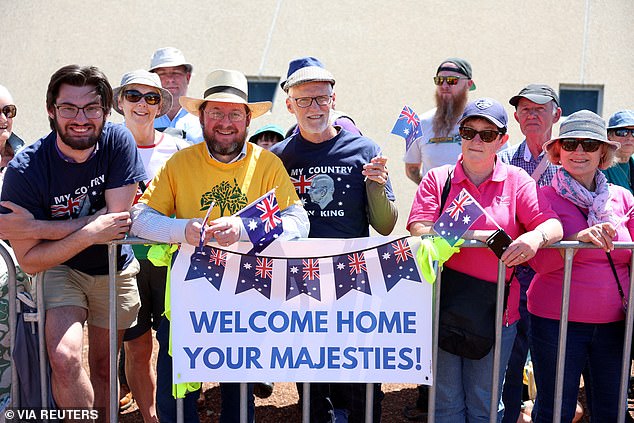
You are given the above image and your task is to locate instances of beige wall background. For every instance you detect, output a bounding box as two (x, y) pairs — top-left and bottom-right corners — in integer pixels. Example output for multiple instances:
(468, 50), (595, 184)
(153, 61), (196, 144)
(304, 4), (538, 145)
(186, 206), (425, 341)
(2, 0), (633, 235)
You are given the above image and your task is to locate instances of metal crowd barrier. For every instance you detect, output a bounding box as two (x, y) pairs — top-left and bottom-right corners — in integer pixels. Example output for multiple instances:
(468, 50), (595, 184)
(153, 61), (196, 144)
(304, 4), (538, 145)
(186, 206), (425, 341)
(6, 238), (634, 422)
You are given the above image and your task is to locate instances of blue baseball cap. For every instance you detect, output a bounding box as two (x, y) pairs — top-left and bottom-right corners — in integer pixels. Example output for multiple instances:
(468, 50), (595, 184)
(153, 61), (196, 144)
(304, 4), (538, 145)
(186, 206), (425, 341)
(607, 110), (634, 130)
(458, 97), (508, 130)
(280, 56), (335, 92)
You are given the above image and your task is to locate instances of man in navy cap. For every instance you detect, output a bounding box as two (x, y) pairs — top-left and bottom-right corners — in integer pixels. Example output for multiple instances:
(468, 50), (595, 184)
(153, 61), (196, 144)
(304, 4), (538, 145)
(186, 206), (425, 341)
(271, 56), (397, 423)
(603, 110), (634, 193)
(403, 58), (475, 185)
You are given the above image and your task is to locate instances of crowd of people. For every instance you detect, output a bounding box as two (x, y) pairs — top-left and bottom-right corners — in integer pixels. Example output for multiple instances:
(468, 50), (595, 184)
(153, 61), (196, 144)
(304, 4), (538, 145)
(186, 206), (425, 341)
(0, 47), (632, 423)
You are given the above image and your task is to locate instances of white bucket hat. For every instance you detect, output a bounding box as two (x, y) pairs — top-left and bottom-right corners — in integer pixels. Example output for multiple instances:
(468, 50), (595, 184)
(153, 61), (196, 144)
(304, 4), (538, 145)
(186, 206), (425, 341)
(149, 47), (193, 73)
(112, 70), (173, 117)
(179, 69), (271, 118)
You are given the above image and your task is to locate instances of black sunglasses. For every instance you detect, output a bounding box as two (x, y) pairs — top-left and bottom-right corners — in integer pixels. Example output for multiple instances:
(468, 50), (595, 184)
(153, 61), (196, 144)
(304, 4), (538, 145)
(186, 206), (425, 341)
(123, 90), (161, 106)
(614, 128), (634, 138)
(1, 105), (17, 119)
(459, 126), (502, 143)
(559, 138), (602, 152)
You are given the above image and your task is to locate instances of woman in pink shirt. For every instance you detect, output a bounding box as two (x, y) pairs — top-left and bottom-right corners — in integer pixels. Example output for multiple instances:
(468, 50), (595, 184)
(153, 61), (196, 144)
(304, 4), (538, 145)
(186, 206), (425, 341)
(408, 98), (562, 422)
(528, 110), (633, 422)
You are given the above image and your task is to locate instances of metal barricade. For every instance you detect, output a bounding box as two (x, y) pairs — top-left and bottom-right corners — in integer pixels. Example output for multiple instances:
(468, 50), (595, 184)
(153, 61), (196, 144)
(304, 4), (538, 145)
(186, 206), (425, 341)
(9, 238), (634, 422)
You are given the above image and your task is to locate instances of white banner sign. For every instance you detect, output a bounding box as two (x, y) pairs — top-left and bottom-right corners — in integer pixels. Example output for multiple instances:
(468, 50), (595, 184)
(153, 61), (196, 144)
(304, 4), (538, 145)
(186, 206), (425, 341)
(170, 236), (433, 384)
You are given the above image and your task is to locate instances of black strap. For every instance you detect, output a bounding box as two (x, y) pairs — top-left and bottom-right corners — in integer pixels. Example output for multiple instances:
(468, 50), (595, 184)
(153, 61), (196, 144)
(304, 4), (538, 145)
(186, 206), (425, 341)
(438, 167), (514, 312)
(574, 204), (628, 311)
(628, 158), (634, 192)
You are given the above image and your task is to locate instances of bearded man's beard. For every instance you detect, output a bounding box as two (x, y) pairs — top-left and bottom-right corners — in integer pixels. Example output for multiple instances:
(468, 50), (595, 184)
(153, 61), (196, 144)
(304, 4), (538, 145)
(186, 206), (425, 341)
(432, 87), (469, 137)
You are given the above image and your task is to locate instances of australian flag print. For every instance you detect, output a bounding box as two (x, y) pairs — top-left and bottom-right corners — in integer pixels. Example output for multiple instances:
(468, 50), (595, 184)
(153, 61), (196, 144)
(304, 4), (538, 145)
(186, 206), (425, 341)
(332, 252), (371, 299)
(236, 189), (283, 254)
(391, 105), (423, 152)
(286, 258), (321, 301)
(376, 238), (422, 291)
(184, 246), (227, 290)
(433, 188), (484, 246)
(235, 255), (273, 299)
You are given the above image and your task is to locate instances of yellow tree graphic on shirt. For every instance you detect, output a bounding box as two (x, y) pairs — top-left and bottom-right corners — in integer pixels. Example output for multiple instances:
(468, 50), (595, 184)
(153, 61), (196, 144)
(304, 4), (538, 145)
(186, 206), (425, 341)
(200, 179), (248, 216)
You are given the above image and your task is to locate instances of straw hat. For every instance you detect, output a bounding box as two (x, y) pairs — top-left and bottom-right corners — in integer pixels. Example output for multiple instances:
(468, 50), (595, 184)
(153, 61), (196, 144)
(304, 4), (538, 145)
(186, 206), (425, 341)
(179, 69), (271, 118)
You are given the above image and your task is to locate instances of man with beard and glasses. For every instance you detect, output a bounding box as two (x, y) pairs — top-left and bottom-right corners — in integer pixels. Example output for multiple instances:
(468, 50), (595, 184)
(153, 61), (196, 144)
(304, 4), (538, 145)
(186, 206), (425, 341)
(403, 58), (475, 185)
(0, 64), (146, 421)
(130, 69), (309, 423)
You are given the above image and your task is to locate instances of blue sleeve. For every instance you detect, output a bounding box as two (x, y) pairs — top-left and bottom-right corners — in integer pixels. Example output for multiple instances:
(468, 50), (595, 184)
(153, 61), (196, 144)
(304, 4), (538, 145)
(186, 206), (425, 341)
(104, 124), (147, 189)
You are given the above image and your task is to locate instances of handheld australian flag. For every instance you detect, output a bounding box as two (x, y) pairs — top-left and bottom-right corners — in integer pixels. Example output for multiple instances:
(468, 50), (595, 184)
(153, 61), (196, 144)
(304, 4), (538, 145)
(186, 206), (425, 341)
(391, 105), (422, 152)
(235, 189), (283, 254)
(433, 188), (484, 246)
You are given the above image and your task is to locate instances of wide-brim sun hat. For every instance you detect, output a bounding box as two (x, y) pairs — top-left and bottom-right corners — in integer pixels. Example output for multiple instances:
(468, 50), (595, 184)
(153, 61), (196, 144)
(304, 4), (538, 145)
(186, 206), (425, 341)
(113, 69), (173, 117)
(543, 109), (620, 152)
(280, 56), (335, 92)
(179, 69), (271, 118)
(149, 47), (193, 73)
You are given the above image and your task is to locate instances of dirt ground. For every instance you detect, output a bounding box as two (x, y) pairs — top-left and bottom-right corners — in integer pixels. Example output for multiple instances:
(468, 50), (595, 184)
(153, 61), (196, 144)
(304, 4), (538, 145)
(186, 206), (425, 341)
(113, 330), (631, 422)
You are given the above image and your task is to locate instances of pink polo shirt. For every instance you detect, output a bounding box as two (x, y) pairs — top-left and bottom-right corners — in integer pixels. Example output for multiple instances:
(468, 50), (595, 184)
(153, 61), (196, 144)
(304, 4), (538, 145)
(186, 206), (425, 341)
(407, 156), (558, 324)
(528, 185), (634, 323)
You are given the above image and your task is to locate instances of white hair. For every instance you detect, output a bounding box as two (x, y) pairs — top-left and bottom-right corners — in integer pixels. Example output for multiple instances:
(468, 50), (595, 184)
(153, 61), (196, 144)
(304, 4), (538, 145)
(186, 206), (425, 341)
(0, 85), (13, 102)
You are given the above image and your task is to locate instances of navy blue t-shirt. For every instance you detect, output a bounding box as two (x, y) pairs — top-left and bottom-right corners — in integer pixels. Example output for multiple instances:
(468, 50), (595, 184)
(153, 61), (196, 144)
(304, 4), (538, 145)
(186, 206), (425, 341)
(1, 122), (146, 275)
(270, 128), (395, 238)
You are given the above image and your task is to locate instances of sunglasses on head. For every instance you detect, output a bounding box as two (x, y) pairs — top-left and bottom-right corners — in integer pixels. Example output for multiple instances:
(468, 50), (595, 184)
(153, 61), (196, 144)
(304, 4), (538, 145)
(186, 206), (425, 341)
(123, 90), (161, 106)
(614, 128), (634, 138)
(1, 105), (17, 119)
(459, 126), (502, 143)
(559, 138), (602, 152)
(433, 76), (467, 86)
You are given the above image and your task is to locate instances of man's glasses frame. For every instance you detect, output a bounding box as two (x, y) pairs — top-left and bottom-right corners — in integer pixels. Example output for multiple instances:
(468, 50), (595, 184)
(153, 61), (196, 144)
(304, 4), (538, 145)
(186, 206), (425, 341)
(54, 104), (105, 119)
(559, 138), (602, 152)
(459, 126), (503, 143)
(203, 110), (248, 122)
(290, 95), (333, 108)
(0, 105), (16, 119)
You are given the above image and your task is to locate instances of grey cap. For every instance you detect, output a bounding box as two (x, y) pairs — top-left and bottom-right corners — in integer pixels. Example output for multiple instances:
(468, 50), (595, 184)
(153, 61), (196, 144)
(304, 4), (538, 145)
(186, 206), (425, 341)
(436, 57), (476, 91)
(510, 84), (560, 107)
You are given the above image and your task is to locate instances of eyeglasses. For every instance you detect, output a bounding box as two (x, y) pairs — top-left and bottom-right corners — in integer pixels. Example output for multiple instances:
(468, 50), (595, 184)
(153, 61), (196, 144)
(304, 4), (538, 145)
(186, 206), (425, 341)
(613, 128), (634, 138)
(0, 105), (17, 119)
(123, 90), (161, 106)
(459, 126), (502, 143)
(54, 104), (105, 119)
(559, 138), (602, 152)
(204, 110), (248, 122)
(433, 76), (468, 86)
(290, 95), (332, 108)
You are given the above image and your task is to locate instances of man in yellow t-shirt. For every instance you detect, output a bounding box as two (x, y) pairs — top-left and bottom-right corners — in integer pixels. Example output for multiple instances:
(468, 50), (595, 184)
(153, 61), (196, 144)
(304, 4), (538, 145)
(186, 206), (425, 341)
(130, 69), (308, 423)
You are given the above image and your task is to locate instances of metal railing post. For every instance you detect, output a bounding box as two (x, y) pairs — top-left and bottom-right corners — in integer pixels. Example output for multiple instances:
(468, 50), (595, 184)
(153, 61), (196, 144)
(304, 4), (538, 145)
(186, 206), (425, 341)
(618, 251), (634, 423)
(108, 243), (118, 423)
(240, 382), (248, 423)
(365, 383), (374, 423)
(36, 273), (48, 411)
(489, 260), (506, 423)
(428, 260), (440, 423)
(553, 247), (574, 423)
(302, 382), (310, 422)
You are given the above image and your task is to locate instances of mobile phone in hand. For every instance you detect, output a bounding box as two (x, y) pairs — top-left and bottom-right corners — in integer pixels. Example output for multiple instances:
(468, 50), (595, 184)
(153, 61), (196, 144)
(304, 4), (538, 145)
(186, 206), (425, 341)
(486, 229), (513, 259)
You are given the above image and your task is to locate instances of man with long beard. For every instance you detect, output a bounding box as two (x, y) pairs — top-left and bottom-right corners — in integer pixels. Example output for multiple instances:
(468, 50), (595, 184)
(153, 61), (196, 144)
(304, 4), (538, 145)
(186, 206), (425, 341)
(130, 69), (309, 423)
(403, 58), (475, 185)
(0, 64), (146, 421)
